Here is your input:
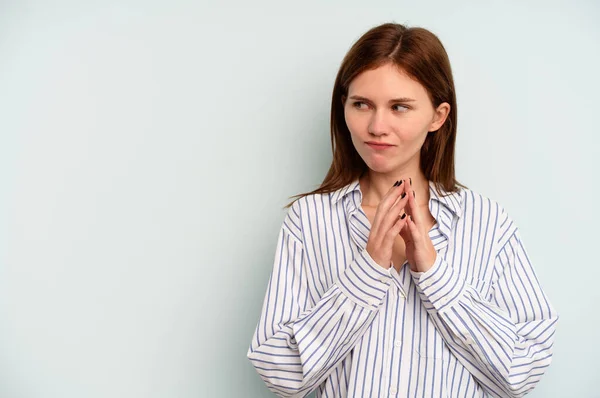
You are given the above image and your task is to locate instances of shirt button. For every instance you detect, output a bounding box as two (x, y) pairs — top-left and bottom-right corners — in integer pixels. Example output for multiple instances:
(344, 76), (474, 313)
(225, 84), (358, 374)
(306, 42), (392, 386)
(394, 340), (401, 347)
(390, 387), (398, 394)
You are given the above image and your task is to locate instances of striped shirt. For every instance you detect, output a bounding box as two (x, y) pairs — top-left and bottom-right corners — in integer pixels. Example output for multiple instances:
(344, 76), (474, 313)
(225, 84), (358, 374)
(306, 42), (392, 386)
(247, 178), (558, 397)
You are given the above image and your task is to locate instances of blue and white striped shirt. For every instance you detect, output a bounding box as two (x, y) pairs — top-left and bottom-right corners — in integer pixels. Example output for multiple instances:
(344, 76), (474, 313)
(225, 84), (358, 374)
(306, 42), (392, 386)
(247, 179), (558, 397)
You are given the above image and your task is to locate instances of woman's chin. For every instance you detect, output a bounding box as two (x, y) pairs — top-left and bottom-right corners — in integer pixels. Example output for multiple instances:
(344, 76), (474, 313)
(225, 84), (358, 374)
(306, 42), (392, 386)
(366, 161), (396, 173)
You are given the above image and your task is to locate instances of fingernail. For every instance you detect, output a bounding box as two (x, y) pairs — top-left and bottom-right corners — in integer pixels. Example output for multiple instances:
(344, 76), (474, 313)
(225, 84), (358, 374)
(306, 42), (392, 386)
(401, 193), (406, 199)
(393, 180), (400, 187)
(401, 213), (406, 219)
(413, 191), (416, 198)
(410, 177), (412, 186)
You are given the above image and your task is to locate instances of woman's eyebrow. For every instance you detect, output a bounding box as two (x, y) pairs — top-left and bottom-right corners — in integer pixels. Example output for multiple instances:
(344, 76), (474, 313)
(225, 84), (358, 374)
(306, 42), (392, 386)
(349, 95), (416, 103)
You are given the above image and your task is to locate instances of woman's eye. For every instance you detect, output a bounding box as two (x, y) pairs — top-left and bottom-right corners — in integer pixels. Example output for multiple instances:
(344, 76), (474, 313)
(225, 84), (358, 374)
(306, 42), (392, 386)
(352, 101), (368, 109)
(351, 101), (408, 111)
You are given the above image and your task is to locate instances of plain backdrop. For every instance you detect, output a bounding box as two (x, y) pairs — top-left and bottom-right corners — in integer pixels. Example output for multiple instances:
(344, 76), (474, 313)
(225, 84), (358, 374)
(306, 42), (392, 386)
(1, 0), (598, 397)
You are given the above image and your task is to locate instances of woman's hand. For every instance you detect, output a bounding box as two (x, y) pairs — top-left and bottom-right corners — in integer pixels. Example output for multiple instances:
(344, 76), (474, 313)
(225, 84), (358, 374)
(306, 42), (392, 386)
(399, 179), (438, 273)
(365, 180), (410, 269)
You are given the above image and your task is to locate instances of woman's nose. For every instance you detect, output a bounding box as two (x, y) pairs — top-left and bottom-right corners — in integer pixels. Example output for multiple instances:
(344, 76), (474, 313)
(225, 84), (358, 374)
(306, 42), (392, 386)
(368, 110), (390, 135)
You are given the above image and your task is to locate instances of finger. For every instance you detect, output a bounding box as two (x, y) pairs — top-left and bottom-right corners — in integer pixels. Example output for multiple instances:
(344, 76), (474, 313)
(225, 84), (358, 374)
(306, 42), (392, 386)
(378, 184), (410, 238)
(398, 217), (411, 244)
(372, 179), (406, 234)
(383, 212), (408, 248)
(390, 179), (407, 208)
(405, 178), (423, 227)
(386, 179), (407, 209)
(406, 214), (421, 243)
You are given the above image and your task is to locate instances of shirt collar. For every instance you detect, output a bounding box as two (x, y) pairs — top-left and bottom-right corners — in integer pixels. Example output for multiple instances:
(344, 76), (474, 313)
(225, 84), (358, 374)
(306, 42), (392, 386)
(331, 177), (464, 218)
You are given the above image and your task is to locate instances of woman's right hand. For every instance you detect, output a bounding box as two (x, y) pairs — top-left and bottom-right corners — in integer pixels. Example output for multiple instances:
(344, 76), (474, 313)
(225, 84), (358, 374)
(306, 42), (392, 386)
(365, 179), (410, 269)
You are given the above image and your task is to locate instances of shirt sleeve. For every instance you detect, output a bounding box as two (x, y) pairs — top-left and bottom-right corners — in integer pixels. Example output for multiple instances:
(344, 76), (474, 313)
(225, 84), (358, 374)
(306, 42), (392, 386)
(409, 207), (559, 398)
(247, 200), (393, 397)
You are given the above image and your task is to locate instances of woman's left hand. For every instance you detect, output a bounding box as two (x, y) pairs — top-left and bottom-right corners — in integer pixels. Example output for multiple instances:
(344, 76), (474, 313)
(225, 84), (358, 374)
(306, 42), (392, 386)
(399, 178), (438, 273)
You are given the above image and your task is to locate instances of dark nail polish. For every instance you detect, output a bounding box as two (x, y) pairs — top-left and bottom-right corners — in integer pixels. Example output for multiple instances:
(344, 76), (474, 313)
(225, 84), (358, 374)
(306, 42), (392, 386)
(401, 193), (406, 199)
(393, 180), (399, 187)
(401, 213), (406, 219)
(409, 177), (412, 186)
(398, 180), (403, 185)
(413, 191), (416, 198)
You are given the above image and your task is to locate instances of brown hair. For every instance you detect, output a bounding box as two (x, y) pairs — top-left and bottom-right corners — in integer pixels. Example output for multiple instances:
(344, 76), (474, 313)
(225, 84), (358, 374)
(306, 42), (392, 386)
(284, 22), (467, 209)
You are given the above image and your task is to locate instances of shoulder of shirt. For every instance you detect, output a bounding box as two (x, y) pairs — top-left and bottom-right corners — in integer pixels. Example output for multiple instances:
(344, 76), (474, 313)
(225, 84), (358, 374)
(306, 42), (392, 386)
(281, 191), (335, 245)
(462, 186), (519, 250)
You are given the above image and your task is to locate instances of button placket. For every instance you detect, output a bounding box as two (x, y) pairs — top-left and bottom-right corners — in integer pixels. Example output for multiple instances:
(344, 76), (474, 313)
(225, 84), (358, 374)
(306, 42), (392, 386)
(380, 292), (395, 391)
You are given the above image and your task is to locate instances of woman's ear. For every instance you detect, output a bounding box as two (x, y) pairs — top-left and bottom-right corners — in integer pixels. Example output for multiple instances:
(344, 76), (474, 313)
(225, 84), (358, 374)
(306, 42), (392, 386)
(429, 102), (450, 132)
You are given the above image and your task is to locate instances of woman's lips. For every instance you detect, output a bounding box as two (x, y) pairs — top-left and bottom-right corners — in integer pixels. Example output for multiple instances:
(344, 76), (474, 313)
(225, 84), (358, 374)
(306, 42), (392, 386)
(366, 143), (394, 150)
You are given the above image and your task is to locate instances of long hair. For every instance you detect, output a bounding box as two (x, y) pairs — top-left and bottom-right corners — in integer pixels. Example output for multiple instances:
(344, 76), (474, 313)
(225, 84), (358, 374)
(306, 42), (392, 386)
(284, 22), (467, 209)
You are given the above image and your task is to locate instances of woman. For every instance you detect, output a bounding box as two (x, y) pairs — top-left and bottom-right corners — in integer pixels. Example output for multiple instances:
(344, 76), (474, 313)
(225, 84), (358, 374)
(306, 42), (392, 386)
(247, 22), (558, 398)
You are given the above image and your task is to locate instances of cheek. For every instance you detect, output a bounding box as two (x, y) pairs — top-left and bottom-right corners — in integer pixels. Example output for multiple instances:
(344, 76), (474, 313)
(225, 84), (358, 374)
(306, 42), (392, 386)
(396, 115), (430, 137)
(344, 111), (363, 134)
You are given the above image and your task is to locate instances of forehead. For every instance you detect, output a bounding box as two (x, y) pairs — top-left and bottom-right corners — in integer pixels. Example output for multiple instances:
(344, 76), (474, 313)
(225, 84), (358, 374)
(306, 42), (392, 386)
(347, 63), (428, 99)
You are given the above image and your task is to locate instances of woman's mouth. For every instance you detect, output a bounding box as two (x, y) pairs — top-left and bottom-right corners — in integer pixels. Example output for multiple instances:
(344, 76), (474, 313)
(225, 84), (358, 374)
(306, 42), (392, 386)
(366, 142), (394, 150)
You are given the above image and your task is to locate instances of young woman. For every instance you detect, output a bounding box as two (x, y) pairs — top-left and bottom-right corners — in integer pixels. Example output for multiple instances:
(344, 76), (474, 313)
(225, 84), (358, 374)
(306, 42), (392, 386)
(247, 22), (558, 398)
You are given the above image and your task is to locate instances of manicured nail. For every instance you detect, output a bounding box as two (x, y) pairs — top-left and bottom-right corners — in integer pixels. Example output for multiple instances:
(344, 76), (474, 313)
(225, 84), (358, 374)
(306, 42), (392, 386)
(409, 177), (412, 186)
(393, 180), (399, 187)
(413, 191), (416, 198)
(401, 193), (406, 199)
(401, 213), (406, 219)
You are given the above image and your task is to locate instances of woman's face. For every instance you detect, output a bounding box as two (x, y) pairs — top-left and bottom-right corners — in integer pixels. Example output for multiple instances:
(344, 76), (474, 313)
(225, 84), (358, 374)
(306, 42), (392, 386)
(343, 63), (449, 174)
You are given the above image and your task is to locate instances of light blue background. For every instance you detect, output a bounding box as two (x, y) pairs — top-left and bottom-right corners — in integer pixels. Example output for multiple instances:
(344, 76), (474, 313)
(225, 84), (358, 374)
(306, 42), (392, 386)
(1, 1), (598, 397)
